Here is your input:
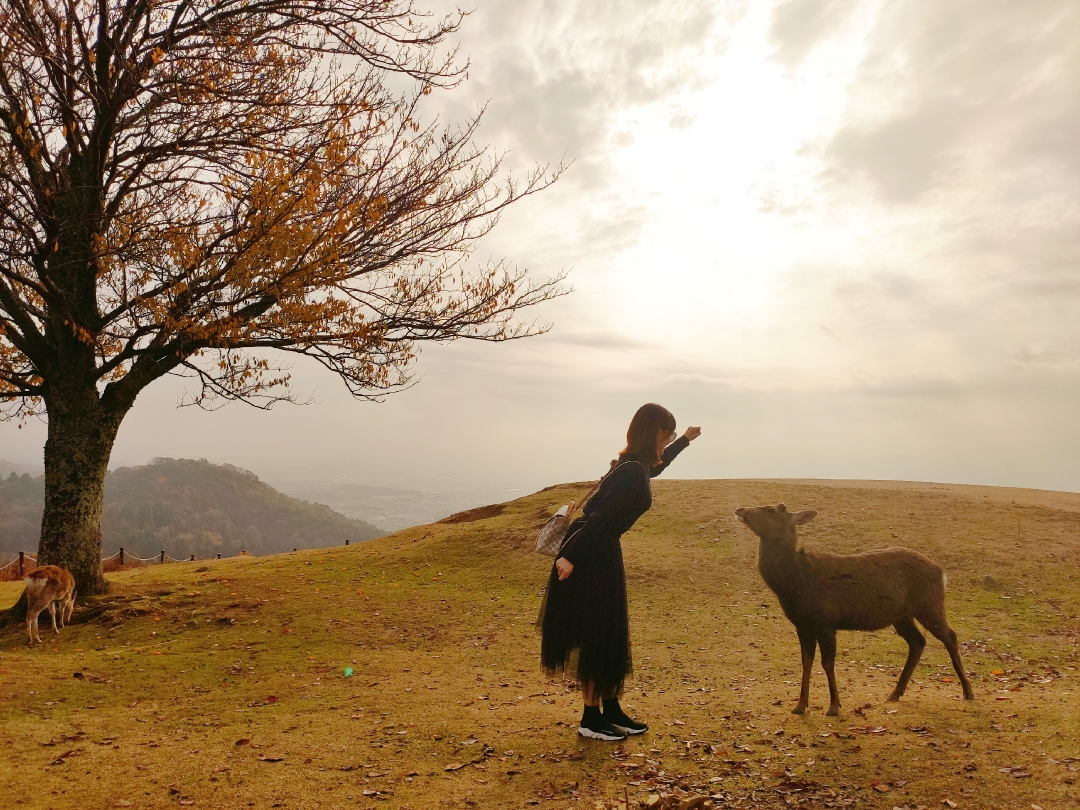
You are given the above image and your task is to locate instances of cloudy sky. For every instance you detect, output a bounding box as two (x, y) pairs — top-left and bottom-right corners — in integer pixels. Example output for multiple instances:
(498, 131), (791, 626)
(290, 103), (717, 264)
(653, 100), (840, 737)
(3, 0), (1079, 506)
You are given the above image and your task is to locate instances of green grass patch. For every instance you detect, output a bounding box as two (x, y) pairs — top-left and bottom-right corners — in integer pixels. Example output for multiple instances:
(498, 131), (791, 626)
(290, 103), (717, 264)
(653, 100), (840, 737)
(1, 479), (1077, 809)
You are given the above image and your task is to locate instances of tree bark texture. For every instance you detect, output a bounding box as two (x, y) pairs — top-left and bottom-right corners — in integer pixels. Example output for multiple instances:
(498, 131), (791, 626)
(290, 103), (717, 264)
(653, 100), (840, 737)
(35, 388), (123, 597)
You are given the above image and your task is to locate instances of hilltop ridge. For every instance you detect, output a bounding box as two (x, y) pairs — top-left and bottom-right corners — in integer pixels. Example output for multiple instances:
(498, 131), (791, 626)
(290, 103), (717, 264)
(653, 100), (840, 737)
(0, 477), (1077, 809)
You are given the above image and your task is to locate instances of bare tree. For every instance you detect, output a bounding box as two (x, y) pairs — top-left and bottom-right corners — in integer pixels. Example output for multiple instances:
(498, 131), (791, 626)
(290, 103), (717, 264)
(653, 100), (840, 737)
(0, 0), (563, 597)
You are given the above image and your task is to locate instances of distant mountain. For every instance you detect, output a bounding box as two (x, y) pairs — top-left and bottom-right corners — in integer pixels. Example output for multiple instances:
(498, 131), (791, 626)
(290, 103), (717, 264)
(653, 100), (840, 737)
(269, 479), (494, 532)
(0, 471), (43, 553)
(0, 458), (43, 478)
(0, 458), (386, 559)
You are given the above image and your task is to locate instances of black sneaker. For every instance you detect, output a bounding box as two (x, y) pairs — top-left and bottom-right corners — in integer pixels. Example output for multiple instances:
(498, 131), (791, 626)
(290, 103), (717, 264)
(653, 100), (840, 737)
(604, 710), (648, 735)
(577, 715), (627, 741)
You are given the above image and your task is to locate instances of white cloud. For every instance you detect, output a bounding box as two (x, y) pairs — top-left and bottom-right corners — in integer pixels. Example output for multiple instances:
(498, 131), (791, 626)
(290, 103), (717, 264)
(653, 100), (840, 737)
(4, 0), (1079, 501)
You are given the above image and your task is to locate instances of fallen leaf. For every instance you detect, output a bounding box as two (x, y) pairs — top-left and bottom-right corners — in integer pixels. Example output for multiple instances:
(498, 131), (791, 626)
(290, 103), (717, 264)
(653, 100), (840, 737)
(943, 800), (957, 808)
(234, 739), (250, 746)
(258, 755), (283, 762)
(446, 763), (468, 771)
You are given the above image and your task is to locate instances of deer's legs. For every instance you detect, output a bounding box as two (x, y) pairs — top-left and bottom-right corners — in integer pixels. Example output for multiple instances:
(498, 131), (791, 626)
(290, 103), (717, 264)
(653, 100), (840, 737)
(26, 607), (42, 645)
(49, 602), (60, 634)
(888, 618), (925, 701)
(920, 615), (975, 700)
(817, 630), (841, 716)
(794, 625), (817, 715)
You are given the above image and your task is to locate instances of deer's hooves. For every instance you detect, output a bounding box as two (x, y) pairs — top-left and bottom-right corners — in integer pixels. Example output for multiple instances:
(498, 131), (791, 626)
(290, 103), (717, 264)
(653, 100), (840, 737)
(886, 693), (902, 702)
(791, 705), (807, 715)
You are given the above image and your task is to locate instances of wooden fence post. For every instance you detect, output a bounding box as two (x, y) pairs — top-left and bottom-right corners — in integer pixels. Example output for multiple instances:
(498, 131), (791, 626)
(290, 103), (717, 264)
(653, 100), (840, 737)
(189, 554), (195, 561)
(160, 551), (165, 564)
(18, 551), (24, 577)
(216, 553), (221, 559)
(119, 547), (125, 566)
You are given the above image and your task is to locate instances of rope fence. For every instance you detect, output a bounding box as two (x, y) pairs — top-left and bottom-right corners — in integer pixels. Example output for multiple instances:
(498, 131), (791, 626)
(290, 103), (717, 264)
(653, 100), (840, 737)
(0, 552), (36, 581)
(0, 547), (229, 581)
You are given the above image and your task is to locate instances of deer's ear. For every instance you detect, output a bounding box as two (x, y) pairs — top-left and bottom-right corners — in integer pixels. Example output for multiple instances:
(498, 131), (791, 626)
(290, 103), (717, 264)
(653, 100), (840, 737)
(777, 503), (787, 512)
(791, 510), (817, 525)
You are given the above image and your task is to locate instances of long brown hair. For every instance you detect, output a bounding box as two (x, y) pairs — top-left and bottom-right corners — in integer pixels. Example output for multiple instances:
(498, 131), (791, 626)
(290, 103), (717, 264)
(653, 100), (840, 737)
(618, 403), (676, 468)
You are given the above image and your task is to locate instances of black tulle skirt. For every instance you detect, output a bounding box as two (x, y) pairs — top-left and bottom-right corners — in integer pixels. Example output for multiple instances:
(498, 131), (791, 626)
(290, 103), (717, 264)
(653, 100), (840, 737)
(537, 527), (632, 696)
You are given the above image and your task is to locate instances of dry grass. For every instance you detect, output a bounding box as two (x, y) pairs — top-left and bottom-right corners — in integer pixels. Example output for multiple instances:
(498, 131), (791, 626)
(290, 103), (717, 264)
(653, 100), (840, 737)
(0, 479), (1077, 810)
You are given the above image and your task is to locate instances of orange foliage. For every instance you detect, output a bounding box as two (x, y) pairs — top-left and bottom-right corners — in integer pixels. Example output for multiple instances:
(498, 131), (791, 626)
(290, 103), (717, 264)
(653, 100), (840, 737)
(0, 0), (565, 415)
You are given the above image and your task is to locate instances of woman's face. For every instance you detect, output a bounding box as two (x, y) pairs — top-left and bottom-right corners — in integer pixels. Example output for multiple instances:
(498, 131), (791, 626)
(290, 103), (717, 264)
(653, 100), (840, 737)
(656, 427), (677, 457)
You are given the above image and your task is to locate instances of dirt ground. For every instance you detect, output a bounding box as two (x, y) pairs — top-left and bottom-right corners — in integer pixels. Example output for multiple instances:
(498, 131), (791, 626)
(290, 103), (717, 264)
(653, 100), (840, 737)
(0, 478), (1077, 810)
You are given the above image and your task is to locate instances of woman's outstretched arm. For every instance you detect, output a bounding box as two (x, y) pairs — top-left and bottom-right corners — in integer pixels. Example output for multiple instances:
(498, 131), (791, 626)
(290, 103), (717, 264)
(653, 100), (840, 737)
(651, 426), (700, 477)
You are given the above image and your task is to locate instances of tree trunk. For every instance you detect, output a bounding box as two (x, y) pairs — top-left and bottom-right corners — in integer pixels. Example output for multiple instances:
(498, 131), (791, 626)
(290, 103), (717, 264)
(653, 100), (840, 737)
(34, 389), (122, 597)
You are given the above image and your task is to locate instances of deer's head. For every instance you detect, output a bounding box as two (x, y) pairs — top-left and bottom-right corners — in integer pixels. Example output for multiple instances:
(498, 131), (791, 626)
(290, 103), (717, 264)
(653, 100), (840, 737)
(735, 503), (817, 549)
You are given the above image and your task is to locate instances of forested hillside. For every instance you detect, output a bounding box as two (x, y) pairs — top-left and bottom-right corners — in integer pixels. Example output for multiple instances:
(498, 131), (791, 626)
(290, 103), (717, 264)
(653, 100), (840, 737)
(0, 458), (385, 559)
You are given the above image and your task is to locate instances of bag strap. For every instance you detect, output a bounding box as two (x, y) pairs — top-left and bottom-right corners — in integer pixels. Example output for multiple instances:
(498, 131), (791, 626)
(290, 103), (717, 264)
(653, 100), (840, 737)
(557, 460), (646, 558)
(568, 459), (642, 518)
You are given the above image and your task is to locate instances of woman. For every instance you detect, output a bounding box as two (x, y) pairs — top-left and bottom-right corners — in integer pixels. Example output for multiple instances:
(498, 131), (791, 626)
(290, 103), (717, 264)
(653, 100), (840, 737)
(539, 403), (701, 741)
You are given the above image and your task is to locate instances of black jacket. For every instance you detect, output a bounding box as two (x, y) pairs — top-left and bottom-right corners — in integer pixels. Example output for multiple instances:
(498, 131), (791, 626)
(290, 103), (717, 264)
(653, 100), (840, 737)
(559, 436), (689, 566)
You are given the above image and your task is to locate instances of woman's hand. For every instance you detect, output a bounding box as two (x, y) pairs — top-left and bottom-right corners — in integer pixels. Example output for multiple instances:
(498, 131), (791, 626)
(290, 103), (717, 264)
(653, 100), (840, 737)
(555, 557), (574, 580)
(684, 426), (702, 441)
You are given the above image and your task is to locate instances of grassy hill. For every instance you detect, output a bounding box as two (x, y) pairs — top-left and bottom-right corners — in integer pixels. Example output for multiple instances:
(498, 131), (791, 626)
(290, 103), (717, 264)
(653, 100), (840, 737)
(0, 478), (1077, 810)
(0, 457), (386, 560)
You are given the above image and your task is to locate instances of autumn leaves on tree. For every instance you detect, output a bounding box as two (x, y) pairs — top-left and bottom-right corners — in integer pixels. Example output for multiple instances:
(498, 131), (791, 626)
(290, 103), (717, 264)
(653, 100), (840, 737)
(0, 0), (564, 596)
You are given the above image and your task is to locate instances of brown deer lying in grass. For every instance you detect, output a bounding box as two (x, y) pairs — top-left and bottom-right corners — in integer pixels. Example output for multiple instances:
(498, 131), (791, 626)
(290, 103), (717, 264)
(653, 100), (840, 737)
(25, 565), (76, 646)
(735, 504), (974, 715)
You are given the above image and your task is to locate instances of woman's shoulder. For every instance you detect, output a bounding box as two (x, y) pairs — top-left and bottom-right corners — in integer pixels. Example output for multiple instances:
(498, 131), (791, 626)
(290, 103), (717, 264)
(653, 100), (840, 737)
(609, 459), (650, 489)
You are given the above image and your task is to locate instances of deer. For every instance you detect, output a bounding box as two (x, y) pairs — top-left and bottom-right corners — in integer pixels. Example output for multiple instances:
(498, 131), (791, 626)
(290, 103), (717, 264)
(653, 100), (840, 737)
(734, 504), (974, 716)
(24, 565), (76, 646)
